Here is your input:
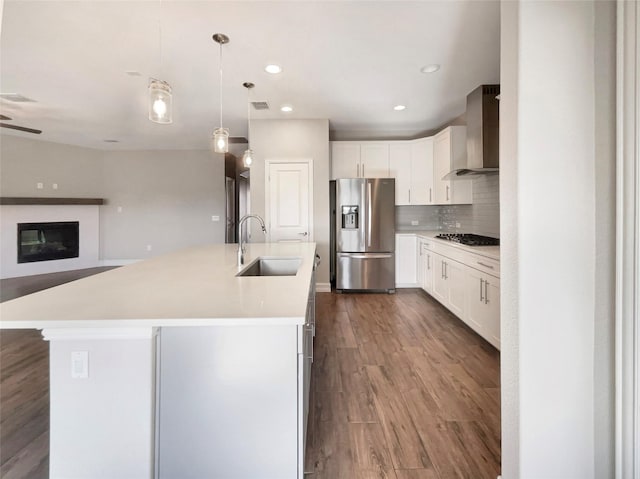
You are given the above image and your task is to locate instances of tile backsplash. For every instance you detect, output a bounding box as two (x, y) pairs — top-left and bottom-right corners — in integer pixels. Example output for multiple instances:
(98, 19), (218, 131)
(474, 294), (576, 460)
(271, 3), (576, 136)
(396, 175), (500, 237)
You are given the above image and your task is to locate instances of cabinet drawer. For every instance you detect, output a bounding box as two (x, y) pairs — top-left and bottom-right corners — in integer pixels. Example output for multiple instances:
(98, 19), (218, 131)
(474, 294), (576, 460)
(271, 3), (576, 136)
(466, 254), (500, 277)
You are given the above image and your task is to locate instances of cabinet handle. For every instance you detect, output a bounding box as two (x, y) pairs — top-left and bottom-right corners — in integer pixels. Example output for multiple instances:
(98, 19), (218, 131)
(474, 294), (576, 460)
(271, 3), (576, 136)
(446, 185), (450, 201)
(409, 189), (411, 203)
(443, 261), (448, 280)
(479, 278), (484, 302)
(441, 261), (445, 279)
(427, 254), (430, 270)
(357, 163), (360, 177)
(362, 164), (365, 177)
(485, 280), (489, 304)
(477, 261), (494, 270)
(429, 188), (432, 203)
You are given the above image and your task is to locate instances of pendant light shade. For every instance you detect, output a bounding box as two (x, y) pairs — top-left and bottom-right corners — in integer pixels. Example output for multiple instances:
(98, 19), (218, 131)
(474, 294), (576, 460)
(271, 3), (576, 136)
(148, 79), (172, 124)
(213, 127), (229, 153)
(212, 33), (230, 153)
(242, 81), (255, 167)
(242, 149), (254, 166)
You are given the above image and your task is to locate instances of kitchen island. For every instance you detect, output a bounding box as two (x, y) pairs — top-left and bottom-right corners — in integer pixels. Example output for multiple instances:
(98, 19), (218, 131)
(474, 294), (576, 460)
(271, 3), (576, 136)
(0, 242), (318, 479)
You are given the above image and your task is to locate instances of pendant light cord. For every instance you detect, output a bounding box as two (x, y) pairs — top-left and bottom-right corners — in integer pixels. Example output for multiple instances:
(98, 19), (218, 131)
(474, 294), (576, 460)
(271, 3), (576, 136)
(219, 41), (223, 128)
(247, 87), (251, 146)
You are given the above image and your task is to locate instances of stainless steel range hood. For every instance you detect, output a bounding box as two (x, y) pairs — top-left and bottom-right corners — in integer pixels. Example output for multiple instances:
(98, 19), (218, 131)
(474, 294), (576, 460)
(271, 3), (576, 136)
(445, 84), (500, 179)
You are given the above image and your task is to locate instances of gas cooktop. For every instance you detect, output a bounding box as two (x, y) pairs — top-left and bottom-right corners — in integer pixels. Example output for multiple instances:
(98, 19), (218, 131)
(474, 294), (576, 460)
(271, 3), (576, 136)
(435, 233), (500, 246)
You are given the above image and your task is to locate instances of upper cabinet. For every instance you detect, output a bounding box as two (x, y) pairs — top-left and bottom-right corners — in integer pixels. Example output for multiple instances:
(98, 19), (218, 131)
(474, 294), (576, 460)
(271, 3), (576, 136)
(330, 142), (389, 179)
(332, 130), (471, 206)
(433, 126), (472, 205)
(388, 138), (434, 206)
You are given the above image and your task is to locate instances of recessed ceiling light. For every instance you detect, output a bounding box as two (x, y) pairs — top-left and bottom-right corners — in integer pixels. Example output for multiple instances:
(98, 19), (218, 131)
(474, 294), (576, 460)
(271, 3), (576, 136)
(421, 64), (441, 74)
(265, 64), (282, 74)
(280, 105), (293, 113)
(104, 139), (119, 143)
(393, 105), (406, 111)
(125, 71), (141, 77)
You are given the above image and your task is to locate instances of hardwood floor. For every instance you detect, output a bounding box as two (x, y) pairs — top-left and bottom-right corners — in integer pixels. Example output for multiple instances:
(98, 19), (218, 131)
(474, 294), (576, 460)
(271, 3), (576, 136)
(305, 290), (500, 479)
(0, 277), (500, 479)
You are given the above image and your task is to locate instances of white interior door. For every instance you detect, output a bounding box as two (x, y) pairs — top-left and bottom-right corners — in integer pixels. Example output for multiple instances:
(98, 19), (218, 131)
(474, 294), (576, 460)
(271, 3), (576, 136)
(266, 161), (312, 243)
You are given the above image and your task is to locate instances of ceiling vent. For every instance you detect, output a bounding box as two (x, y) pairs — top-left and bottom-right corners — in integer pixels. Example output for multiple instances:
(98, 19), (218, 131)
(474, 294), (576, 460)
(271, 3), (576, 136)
(251, 101), (269, 110)
(0, 93), (36, 102)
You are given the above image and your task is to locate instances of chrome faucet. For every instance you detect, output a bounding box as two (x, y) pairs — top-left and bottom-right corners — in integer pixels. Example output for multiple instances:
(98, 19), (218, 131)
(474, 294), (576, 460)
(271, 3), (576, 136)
(237, 214), (267, 266)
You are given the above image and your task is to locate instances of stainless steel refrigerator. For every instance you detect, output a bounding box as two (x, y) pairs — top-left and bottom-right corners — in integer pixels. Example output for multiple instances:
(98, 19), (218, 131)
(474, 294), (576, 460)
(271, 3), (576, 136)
(335, 178), (395, 292)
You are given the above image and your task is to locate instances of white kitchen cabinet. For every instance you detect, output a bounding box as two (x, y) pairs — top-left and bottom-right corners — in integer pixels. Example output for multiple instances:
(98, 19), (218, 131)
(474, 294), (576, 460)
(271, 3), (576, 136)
(411, 137), (434, 205)
(389, 138), (434, 205)
(389, 142), (412, 204)
(417, 238), (434, 293)
(433, 126), (472, 205)
(360, 142), (390, 178)
(331, 141), (389, 179)
(465, 268), (500, 349)
(331, 142), (360, 178)
(432, 252), (466, 319)
(395, 234), (417, 287)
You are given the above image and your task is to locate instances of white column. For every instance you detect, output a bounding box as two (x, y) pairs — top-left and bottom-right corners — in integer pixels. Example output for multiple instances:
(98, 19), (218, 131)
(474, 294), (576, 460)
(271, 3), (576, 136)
(42, 327), (158, 479)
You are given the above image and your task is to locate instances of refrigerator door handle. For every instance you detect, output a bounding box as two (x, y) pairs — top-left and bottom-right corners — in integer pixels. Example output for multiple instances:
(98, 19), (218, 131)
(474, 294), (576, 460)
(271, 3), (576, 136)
(367, 182), (372, 247)
(338, 253), (393, 259)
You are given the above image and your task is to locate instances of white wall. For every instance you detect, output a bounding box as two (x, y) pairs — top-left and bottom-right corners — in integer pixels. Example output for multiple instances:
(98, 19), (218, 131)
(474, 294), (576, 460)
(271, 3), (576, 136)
(500, 1), (616, 477)
(249, 119), (330, 285)
(100, 150), (225, 259)
(0, 136), (227, 265)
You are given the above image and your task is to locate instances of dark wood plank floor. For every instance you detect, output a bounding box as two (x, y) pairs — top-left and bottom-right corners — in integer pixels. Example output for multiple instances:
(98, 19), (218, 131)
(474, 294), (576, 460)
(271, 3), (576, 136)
(305, 290), (501, 479)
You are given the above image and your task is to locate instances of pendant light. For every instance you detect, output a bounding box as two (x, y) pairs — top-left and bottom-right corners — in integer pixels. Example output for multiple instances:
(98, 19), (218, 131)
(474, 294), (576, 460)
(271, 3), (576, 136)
(242, 82), (255, 167)
(148, 3), (172, 124)
(212, 33), (229, 153)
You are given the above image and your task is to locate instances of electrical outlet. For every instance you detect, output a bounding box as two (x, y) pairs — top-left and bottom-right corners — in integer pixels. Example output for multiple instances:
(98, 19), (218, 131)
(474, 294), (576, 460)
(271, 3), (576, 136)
(36, 182), (43, 189)
(71, 351), (89, 379)
(117, 206), (123, 213)
(52, 183), (58, 190)
(411, 220), (419, 226)
(456, 222), (461, 228)
(146, 245), (152, 251)
(211, 215), (220, 222)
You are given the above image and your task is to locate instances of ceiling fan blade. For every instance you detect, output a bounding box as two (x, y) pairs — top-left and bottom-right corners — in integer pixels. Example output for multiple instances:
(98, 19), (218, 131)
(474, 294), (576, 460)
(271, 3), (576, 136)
(0, 115), (12, 121)
(0, 123), (42, 134)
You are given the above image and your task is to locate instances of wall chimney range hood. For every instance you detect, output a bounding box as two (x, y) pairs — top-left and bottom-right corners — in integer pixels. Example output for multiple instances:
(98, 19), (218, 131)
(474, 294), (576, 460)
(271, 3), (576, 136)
(445, 84), (500, 179)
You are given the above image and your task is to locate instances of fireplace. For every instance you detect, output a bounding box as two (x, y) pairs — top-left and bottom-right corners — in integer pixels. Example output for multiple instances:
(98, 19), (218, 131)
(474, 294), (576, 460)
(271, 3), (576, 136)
(18, 221), (80, 263)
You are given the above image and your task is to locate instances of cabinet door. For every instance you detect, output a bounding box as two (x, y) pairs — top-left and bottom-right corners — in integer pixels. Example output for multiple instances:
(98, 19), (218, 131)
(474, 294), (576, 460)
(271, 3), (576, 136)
(433, 130), (452, 204)
(360, 143), (389, 178)
(445, 259), (466, 319)
(331, 142), (360, 179)
(483, 276), (500, 349)
(410, 138), (433, 205)
(431, 253), (448, 304)
(389, 143), (412, 204)
(423, 250), (434, 294)
(465, 268), (500, 350)
(395, 235), (417, 286)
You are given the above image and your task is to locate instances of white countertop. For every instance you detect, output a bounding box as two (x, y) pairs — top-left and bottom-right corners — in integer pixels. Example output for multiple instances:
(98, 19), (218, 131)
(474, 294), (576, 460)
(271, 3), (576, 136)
(0, 243), (317, 329)
(397, 230), (500, 261)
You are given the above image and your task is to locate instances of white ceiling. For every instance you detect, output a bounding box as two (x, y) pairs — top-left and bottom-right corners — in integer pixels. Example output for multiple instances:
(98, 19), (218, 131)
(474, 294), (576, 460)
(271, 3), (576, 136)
(0, 1), (500, 151)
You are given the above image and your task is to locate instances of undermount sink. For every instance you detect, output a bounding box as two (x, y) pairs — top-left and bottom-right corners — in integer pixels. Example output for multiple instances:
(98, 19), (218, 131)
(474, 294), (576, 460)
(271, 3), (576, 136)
(236, 257), (302, 277)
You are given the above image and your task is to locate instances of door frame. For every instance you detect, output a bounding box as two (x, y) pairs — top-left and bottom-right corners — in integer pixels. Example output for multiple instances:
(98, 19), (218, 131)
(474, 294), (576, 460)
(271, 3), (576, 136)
(616, 2), (639, 477)
(264, 158), (314, 243)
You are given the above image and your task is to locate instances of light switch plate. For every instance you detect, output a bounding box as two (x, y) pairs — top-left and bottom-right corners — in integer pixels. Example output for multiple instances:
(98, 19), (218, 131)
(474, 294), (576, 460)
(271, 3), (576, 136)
(211, 215), (220, 222)
(71, 351), (89, 379)
(411, 220), (419, 226)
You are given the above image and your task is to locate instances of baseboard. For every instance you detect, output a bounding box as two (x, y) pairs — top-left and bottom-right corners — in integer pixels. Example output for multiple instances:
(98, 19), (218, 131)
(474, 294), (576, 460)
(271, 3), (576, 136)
(99, 259), (142, 267)
(396, 283), (420, 288)
(316, 282), (331, 293)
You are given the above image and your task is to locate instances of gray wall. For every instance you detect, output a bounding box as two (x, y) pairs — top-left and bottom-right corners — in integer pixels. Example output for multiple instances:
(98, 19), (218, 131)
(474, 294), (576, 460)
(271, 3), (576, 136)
(0, 135), (226, 260)
(249, 119), (330, 285)
(100, 150), (225, 259)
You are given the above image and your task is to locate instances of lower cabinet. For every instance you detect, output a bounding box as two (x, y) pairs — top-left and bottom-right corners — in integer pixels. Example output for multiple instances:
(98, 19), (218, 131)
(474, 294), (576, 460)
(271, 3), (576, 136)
(416, 235), (500, 350)
(465, 268), (501, 349)
(431, 252), (466, 319)
(396, 234), (418, 287)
